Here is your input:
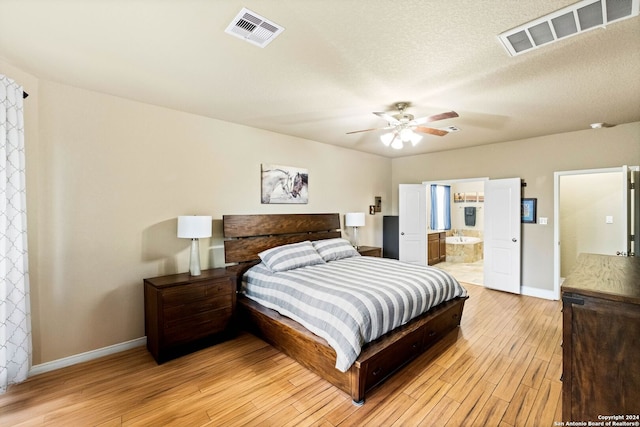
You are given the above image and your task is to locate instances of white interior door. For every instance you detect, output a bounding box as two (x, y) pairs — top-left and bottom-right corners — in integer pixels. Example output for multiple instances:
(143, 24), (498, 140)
(399, 184), (426, 265)
(484, 178), (521, 294)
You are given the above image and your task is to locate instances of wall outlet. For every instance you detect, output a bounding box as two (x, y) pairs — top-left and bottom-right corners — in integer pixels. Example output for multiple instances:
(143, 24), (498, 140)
(539, 217), (548, 225)
(606, 216), (613, 224)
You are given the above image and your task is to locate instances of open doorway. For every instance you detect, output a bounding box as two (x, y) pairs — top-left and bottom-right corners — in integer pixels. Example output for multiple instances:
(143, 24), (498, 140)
(425, 178), (486, 286)
(554, 165), (638, 299)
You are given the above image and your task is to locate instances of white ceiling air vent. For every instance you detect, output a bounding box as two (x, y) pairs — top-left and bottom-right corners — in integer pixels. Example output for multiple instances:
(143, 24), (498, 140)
(225, 8), (285, 48)
(498, 0), (639, 56)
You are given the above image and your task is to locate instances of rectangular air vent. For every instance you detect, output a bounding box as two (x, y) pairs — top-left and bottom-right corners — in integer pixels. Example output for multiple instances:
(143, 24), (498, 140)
(225, 8), (285, 48)
(498, 0), (639, 56)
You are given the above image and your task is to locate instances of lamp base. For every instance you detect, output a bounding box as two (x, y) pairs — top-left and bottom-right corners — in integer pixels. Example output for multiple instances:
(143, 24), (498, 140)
(189, 238), (202, 276)
(352, 226), (359, 249)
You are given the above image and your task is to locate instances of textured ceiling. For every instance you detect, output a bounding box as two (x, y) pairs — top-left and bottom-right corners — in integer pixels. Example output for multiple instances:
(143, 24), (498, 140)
(1, 0), (638, 158)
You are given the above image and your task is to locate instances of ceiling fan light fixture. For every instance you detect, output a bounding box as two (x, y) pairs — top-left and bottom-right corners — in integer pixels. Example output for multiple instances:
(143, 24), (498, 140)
(408, 132), (422, 146)
(391, 139), (403, 150)
(399, 128), (413, 141)
(348, 103), (460, 150)
(380, 132), (395, 146)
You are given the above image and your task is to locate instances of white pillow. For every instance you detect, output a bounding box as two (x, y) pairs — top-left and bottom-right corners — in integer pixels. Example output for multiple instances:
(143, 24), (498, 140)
(312, 238), (361, 262)
(259, 241), (325, 272)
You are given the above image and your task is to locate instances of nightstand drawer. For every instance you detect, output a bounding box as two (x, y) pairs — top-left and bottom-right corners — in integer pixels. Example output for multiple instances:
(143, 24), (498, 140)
(164, 306), (233, 345)
(164, 293), (233, 320)
(357, 246), (381, 257)
(162, 279), (233, 306)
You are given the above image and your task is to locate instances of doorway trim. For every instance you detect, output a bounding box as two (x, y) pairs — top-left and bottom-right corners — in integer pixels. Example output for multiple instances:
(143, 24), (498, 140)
(553, 166), (627, 300)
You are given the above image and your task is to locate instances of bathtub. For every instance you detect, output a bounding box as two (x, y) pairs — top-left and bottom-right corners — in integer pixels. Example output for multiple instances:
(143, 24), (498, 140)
(445, 236), (483, 263)
(445, 236), (482, 245)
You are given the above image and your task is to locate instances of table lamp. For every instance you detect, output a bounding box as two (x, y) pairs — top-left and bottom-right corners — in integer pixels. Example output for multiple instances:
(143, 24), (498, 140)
(345, 212), (365, 249)
(177, 215), (212, 276)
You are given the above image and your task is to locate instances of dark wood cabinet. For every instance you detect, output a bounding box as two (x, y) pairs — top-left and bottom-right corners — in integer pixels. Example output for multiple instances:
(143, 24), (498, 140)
(561, 254), (640, 422)
(428, 232), (446, 265)
(382, 215), (399, 259)
(357, 246), (382, 257)
(144, 268), (237, 363)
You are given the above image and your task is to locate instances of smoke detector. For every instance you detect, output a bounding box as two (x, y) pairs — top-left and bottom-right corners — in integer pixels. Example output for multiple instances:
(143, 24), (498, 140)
(225, 8), (285, 48)
(590, 122), (615, 128)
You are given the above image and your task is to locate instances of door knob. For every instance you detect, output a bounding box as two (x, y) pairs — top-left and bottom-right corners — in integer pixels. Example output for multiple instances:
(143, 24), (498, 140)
(401, 232), (405, 235)
(512, 238), (517, 242)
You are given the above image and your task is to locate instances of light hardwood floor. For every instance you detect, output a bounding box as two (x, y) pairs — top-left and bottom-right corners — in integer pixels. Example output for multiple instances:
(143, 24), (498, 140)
(0, 283), (563, 426)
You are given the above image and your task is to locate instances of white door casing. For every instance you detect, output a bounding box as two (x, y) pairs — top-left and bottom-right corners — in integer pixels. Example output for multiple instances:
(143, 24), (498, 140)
(484, 178), (521, 294)
(622, 165), (639, 256)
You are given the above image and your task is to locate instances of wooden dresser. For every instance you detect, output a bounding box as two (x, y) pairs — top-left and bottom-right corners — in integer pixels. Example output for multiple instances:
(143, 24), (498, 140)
(144, 268), (237, 363)
(561, 253), (640, 422)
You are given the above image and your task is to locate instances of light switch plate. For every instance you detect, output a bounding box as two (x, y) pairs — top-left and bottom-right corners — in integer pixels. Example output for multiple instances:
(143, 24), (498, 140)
(606, 216), (613, 224)
(539, 217), (548, 225)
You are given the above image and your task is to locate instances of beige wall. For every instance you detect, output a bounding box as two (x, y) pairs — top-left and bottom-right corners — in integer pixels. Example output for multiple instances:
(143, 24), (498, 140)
(450, 180), (485, 233)
(4, 58), (639, 365)
(5, 65), (391, 364)
(391, 122), (640, 292)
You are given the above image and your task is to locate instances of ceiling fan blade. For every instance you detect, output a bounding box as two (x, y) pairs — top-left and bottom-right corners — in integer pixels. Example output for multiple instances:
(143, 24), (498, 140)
(373, 111), (400, 125)
(346, 127), (386, 134)
(412, 111), (459, 125)
(414, 126), (449, 137)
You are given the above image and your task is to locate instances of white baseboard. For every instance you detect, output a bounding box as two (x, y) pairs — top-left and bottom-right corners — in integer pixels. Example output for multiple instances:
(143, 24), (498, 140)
(29, 337), (147, 377)
(521, 286), (558, 301)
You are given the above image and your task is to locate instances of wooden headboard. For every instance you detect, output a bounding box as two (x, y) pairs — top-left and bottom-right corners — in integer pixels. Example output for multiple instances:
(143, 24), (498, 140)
(223, 213), (342, 264)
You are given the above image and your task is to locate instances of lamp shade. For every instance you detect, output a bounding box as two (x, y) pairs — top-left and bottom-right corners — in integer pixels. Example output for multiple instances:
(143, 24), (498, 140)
(177, 216), (212, 238)
(345, 212), (365, 227)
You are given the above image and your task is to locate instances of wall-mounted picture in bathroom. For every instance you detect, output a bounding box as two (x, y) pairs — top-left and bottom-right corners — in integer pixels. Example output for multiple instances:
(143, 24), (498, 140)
(522, 198), (537, 223)
(464, 192), (478, 202)
(454, 192), (464, 203)
(261, 164), (308, 204)
(477, 192), (484, 202)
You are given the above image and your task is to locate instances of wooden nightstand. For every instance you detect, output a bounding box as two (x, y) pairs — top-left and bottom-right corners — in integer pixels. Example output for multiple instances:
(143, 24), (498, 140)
(143, 268), (237, 363)
(357, 246), (382, 257)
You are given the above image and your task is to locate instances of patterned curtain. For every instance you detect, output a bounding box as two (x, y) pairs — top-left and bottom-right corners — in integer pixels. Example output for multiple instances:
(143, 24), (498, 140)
(0, 74), (31, 393)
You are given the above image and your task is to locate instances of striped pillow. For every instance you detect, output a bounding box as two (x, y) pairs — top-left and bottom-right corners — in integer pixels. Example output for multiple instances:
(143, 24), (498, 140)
(259, 241), (326, 272)
(312, 238), (361, 262)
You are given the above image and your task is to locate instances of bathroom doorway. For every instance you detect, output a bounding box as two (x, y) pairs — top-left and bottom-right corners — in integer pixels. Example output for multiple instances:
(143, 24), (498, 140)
(425, 178), (486, 286)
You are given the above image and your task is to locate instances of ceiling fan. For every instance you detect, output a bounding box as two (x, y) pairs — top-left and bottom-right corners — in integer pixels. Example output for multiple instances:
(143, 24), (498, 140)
(347, 102), (459, 149)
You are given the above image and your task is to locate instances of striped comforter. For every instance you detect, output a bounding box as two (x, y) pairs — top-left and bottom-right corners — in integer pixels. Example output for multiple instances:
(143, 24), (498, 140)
(242, 256), (467, 372)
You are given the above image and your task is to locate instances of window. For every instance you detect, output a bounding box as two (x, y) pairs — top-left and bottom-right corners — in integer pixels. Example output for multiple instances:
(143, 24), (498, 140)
(430, 184), (451, 230)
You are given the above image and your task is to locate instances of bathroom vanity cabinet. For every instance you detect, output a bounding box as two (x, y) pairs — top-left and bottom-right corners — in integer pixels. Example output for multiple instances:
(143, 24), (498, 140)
(427, 232), (446, 265)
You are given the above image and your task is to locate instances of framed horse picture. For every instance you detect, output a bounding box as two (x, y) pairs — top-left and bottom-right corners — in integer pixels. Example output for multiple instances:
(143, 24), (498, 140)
(261, 164), (309, 204)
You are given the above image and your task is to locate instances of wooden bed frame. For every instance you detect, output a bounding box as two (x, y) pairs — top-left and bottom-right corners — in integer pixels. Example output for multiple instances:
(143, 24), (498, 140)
(223, 213), (468, 405)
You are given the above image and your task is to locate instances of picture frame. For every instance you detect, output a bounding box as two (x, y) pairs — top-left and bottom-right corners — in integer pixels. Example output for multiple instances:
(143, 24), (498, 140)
(261, 164), (308, 204)
(464, 192), (478, 202)
(521, 198), (537, 223)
